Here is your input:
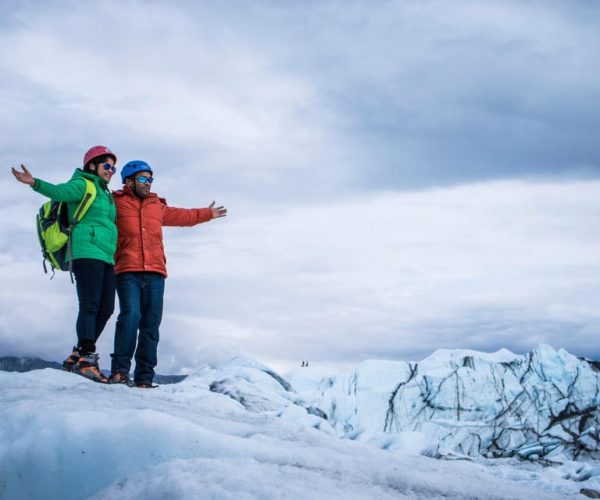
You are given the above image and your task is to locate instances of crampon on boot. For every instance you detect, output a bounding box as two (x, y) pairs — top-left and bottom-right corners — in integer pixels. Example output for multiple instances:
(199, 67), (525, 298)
(108, 372), (133, 386)
(135, 381), (158, 389)
(62, 346), (81, 372)
(72, 353), (108, 384)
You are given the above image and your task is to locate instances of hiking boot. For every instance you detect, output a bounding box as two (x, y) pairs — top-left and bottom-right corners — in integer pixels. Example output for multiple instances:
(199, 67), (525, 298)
(135, 382), (157, 389)
(62, 346), (81, 372)
(72, 353), (108, 384)
(109, 372), (132, 386)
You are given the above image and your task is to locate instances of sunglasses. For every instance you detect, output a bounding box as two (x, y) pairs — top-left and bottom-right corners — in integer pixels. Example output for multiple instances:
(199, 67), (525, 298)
(102, 162), (116, 174)
(136, 176), (154, 184)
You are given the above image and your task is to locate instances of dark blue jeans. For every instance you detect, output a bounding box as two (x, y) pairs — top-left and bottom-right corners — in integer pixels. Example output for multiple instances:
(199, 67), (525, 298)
(72, 258), (116, 353)
(111, 272), (165, 384)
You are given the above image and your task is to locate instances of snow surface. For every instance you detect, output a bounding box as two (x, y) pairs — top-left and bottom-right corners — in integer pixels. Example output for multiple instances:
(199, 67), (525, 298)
(423, 347), (522, 364)
(0, 355), (587, 500)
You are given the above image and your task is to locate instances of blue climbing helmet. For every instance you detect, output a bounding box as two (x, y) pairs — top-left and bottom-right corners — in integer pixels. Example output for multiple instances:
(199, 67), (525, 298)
(120, 160), (153, 184)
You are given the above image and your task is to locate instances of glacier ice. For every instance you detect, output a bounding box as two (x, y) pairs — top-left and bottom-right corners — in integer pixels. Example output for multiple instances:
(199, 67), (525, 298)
(299, 344), (600, 462)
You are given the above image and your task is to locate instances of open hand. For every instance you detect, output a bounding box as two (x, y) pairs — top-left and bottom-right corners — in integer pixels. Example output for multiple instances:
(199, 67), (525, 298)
(11, 164), (35, 186)
(209, 201), (227, 218)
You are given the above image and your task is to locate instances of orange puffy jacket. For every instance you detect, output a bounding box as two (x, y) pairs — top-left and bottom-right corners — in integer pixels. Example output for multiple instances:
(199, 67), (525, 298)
(113, 186), (213, 277)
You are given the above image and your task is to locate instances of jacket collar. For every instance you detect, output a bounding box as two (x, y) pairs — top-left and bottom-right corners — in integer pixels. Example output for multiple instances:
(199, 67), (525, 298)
(113, 184), (159, 200)
(72, 168), (109, 190)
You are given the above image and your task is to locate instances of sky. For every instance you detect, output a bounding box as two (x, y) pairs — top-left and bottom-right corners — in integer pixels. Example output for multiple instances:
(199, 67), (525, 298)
(1, 0), (599, 373)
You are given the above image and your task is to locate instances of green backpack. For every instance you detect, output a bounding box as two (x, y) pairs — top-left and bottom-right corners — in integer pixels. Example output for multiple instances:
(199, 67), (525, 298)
(36, 179), (97, 281)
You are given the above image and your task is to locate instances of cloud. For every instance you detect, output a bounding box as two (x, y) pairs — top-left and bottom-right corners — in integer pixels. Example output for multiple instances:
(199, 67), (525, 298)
(2, 178), (599, 371)
(1, 1), (599, 372)
(1, 0), (600, 201)
(152, 180), (600, 370)
(0, 1), (336, 196)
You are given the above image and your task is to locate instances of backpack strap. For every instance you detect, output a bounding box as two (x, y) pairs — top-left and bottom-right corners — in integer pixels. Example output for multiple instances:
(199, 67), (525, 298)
(71, 179), (97, 224)
(67, 179), (97, 283)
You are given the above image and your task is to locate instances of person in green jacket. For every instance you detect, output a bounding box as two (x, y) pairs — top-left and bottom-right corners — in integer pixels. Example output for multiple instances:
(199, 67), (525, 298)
(11, 145), (119, 383)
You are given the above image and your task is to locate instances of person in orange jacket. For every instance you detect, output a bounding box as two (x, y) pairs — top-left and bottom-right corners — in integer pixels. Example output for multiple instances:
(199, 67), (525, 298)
(109, 160), (226, 387)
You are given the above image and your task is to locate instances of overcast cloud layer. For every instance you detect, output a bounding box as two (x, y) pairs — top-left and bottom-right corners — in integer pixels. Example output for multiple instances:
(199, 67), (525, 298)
(1, 0), (599, 372)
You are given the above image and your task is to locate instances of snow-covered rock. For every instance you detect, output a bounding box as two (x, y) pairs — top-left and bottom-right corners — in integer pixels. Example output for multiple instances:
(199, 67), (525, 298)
(181, 356), (328, 429)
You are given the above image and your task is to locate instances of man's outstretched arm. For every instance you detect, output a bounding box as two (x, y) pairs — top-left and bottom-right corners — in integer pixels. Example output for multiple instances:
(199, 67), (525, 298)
(162, 200), (227, 227)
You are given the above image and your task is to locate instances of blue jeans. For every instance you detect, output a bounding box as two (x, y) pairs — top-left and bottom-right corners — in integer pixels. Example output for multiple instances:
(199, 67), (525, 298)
(111, 272), (165, 384)
(72, 258), (116, 353)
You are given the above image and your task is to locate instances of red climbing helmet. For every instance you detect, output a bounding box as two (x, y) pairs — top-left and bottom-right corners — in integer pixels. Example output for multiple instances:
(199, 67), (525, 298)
(83, 145), (117, 167)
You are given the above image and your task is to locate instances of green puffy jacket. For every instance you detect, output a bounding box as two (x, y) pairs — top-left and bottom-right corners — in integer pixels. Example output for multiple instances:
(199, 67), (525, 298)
(32, 169), (117, 264)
